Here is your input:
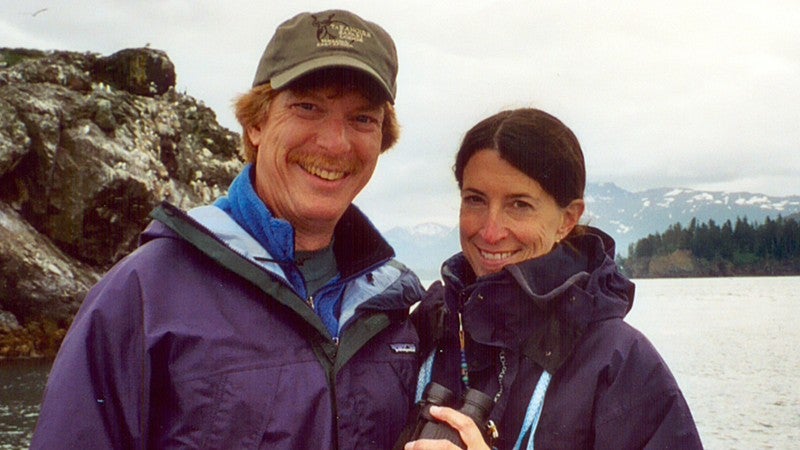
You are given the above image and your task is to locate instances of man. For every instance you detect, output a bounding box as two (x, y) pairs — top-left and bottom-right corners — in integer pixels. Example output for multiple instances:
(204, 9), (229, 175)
(32, 10), (424, 449)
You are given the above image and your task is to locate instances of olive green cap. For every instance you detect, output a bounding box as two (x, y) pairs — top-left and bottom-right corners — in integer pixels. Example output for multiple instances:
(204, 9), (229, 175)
(253, 10), (398, 103)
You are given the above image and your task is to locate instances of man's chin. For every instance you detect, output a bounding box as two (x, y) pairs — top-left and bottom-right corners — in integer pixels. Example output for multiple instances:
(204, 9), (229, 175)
(297, 204), (350, 224)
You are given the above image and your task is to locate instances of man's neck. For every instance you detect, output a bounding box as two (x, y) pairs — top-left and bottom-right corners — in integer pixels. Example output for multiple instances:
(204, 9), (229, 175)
(294, 226), (335, 252)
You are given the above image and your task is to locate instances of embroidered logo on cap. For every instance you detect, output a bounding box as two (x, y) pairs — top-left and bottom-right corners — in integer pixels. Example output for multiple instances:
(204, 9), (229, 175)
(312, 13), (372, 48)
(390, 343), (417, 354)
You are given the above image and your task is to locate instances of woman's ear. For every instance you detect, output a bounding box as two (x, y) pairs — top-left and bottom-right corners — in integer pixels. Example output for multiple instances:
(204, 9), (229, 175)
(558, 199), (585, 239)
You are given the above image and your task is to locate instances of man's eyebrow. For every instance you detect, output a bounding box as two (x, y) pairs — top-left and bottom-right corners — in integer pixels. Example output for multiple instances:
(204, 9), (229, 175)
(357, 103), (384, 113)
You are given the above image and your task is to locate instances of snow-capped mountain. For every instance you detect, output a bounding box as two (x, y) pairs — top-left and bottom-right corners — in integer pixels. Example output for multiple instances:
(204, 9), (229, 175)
(585, 183), (800, 255)
(382, 183), (800, 279)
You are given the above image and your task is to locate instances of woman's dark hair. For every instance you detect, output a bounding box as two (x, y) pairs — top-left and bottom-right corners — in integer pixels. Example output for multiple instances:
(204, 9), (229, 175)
(454, 108), (586, 208)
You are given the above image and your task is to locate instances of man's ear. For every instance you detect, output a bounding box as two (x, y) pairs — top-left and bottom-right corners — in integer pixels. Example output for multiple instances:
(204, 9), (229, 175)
(558, 199), (585, 239)
(246, 124), (262, 149)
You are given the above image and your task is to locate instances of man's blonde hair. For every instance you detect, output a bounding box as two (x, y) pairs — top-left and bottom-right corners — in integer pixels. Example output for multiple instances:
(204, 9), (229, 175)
(234, 82), (400, 163)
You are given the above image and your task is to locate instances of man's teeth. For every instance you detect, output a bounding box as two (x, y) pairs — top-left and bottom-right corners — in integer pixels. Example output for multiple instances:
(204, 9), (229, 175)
(304, 164), (346, 181)
(480, 250), (514, 260)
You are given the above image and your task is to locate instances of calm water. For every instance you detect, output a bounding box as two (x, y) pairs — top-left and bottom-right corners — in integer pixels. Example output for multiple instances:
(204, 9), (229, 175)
(1, 276), (798, 449)
(0, 358), (50, 449)
(626, 276), (800, 449)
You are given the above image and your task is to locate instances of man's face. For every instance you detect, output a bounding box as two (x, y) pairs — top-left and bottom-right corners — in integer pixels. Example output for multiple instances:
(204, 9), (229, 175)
(247, 86), (385, 242)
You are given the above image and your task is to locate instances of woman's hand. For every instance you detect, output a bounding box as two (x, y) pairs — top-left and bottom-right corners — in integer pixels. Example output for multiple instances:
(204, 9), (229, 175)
(404, 406), (491, 450)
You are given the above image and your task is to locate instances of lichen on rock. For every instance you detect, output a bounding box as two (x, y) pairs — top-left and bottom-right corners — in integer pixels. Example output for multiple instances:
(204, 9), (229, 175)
(0, 47), (244, 357)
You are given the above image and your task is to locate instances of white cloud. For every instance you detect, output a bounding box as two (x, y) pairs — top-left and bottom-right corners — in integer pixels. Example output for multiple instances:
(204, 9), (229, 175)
(1, 0), (798, 230)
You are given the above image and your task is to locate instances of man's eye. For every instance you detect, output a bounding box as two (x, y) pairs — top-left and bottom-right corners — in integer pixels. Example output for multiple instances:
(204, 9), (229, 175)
(355, 114), (379, 125)
(296, 102), (317, 111)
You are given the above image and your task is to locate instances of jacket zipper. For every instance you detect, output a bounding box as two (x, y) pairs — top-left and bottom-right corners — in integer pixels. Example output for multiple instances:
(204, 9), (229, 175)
(329, 369), (340, 450)
(153, 203), (404, 448)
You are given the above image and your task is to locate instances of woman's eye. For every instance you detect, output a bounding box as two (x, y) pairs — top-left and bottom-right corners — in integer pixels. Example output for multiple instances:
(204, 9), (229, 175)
(462, 195), (485, 206)
(511, 200), (533, 210)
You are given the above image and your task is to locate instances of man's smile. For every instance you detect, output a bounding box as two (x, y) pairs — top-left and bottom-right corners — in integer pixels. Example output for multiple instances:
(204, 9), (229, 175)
(289, 153), (358, 182)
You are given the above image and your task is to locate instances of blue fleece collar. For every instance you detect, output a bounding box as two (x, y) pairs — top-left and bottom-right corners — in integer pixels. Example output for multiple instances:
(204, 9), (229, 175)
(215, 165), (306, 298)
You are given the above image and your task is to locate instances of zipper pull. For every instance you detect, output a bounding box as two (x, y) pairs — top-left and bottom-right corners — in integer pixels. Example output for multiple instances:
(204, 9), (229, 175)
(306, 295), (314, 310)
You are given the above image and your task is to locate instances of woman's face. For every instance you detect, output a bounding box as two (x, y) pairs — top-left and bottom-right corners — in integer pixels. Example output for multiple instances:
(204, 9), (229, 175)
(459, 149), (584, 277)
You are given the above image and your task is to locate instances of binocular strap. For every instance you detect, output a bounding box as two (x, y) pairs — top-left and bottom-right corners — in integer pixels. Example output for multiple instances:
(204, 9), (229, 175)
(512, 371), (552, 450)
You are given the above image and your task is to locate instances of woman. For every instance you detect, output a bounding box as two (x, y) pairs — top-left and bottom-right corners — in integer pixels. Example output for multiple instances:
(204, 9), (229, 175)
(405, 109), (702, 449)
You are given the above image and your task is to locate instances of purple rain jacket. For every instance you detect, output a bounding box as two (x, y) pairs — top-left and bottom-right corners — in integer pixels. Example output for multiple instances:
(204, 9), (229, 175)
(413, 227), (702, 449)
(32, 202), (425, 449)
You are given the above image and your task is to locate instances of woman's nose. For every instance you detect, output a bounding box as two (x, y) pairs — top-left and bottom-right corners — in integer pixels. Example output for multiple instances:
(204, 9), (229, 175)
(479, 210), (508, 244)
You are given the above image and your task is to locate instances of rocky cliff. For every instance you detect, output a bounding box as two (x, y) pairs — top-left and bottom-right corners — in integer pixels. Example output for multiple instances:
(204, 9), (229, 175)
(0, 47), (244, 357)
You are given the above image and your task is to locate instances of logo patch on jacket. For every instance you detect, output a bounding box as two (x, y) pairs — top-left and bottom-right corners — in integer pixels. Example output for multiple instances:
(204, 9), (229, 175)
(389, 343), (417, 354)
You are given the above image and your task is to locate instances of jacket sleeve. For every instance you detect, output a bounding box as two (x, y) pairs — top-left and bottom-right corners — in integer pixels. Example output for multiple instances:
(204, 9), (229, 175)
(30, 264), (150, 449)
(593, 332), (703, 450)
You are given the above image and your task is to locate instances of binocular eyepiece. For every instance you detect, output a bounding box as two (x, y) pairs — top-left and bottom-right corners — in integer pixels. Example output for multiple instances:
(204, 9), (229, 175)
(407, 382), (494, 448)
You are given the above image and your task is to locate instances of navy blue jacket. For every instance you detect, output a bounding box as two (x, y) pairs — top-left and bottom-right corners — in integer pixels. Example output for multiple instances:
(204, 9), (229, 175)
(414, 227), (702, 449)
(32, 202), (424, 449)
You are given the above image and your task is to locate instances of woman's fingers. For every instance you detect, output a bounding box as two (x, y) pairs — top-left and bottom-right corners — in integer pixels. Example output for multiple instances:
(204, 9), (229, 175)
(428, 406), (491, 450)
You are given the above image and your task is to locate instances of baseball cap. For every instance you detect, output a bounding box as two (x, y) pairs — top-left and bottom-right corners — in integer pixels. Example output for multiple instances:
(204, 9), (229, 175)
(252, 10), (398, 103)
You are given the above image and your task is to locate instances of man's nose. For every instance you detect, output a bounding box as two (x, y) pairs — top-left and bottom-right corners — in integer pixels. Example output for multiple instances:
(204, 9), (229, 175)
(316, 116), (350, 153)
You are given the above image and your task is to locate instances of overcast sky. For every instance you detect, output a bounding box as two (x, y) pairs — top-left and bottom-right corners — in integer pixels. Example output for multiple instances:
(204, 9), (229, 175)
(3, 1), (799, 230)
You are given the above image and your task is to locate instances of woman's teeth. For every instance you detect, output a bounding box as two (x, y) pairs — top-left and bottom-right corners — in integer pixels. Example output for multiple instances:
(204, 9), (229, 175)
(480, 250), (514, 260)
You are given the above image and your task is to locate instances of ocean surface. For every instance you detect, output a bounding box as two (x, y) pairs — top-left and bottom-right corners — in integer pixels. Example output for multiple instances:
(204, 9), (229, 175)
(1, 276), (798, 449)
(625, 276), (799, 449)
(0, 358), (49, 449)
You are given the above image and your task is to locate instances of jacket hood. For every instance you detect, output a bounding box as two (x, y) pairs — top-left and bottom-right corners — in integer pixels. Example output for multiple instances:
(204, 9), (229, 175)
(442, 226), (635, 372)
(141, 202), (421, 339)
(140, 216), (183, 242)
(142, 201), (395, 280)
(506, 227), (635, 323)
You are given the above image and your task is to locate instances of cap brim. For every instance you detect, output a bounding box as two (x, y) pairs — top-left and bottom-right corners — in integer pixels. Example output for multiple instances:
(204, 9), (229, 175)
(269, 55), (395, 103)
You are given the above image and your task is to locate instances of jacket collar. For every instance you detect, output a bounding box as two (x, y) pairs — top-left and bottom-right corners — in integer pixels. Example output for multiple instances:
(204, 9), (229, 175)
(212, 165), (395, 280)
(442, 227), (635, 373)
(332, 205), (395, 279)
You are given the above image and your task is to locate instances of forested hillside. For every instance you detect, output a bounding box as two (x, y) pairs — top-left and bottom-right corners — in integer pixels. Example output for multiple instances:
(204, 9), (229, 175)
(619, 215), (800, 277)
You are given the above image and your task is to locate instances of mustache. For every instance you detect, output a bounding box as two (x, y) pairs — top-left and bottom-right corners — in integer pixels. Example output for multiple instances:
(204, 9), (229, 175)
(287, 152), (362, 173)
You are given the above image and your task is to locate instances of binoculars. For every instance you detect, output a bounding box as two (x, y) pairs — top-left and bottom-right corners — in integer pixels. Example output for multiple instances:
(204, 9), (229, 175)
(406, 382), (494, 448)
